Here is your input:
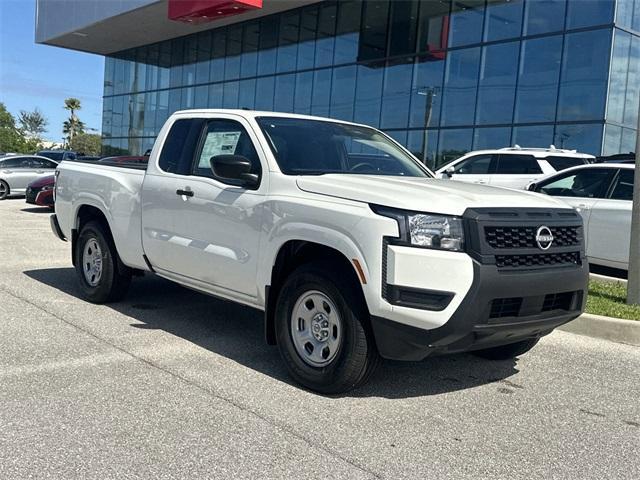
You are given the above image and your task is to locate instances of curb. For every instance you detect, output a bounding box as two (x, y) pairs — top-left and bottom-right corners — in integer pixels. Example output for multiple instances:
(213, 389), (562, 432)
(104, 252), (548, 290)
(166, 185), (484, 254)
(558, 313), (640, 346)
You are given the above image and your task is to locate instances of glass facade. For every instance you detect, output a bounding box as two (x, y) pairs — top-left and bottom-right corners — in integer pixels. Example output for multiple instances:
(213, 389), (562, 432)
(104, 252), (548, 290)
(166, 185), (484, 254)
(102, 0), (640, 167)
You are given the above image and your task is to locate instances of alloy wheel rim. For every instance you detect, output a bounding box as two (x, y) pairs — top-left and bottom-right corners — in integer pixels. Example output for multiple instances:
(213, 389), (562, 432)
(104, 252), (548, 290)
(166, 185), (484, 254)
(82, 237), (103, 287)
(290, 290), (342, 367)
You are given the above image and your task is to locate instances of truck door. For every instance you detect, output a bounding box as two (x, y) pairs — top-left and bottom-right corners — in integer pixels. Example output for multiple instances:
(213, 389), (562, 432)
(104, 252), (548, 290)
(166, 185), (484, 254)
(141, 115), (267, 301)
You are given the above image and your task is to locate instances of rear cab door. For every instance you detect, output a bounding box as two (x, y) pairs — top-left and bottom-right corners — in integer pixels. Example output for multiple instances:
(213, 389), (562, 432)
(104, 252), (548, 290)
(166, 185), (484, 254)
(588, 168), (634, 268)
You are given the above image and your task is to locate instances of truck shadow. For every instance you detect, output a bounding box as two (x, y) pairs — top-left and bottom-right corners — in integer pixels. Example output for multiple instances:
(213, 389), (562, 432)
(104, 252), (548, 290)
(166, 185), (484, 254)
(24, 267), (519, 399)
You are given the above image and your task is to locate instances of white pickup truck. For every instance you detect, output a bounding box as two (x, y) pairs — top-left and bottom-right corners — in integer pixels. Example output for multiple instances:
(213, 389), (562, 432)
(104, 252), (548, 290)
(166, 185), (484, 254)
(51, 110), (588, 393)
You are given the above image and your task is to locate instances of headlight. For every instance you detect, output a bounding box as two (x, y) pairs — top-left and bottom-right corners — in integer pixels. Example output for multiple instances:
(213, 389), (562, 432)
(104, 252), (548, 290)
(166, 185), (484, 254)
(371, 206), (465, 252)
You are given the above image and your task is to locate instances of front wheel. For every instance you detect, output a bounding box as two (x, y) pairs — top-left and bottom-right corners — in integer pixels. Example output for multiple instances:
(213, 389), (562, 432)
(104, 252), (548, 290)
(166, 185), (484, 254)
(472, 338), (540, 360)
(75, 221), (131, 303)
(275, 262), (380, 394)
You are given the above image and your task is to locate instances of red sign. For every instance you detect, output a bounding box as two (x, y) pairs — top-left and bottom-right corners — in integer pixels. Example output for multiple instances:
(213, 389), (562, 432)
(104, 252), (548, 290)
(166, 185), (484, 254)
(168, 0), (263, 24)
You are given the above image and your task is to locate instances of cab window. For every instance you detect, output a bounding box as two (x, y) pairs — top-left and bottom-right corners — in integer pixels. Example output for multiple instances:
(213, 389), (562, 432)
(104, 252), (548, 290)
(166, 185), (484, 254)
(158, 118), (206, 175)
(192, 119), (261, 184)
(608, 169), (634, 201)
(495, 154), (542, 174)
(537, 168), (613, 198)
(453, 154), (495, 175)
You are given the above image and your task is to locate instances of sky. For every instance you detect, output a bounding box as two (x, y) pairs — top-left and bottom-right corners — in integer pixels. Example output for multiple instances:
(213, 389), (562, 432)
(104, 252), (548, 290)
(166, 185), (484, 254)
(0, 0), (104, 142)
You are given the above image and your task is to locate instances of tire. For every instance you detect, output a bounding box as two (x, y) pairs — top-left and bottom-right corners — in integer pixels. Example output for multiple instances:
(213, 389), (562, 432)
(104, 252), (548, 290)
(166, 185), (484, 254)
(0, 180), (9, 200)
(275, 261), (380, 394)
(75, 220), (131, 303)
(472, 338), (540, 360)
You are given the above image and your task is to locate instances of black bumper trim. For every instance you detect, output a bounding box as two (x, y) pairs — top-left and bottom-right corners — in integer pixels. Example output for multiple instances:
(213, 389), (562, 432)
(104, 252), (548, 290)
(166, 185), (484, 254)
(50, 214), (66, 242)
(386, 285), (454, 311)
(371, 260), (588, 361)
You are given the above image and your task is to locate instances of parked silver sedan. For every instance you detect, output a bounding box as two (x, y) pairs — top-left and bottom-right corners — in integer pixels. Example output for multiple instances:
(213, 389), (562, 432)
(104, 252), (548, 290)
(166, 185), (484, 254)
(0, 155), (59, 200)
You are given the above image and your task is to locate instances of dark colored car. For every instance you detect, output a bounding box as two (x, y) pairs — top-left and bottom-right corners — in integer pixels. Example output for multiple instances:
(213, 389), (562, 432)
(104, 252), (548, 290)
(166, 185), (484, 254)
(36, 150), (77, 162)
(26, 175), (55, 208)
(595, 152), (636, 164)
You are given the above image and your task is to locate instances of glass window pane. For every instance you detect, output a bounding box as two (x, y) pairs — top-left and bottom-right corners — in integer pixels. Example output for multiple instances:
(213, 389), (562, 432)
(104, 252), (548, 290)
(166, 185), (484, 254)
(473, 127), (511, 150)
(523, 0), (566, 35)
(330, 66), (356, 121)
(277, 11), (300, 73)
(609, 169), (634, 201)
(311, 69), (332, 116)
(389, 0), (419, 56)
(258, 17), (279, 76)
(381, 59), (414, 129)
(255, 76), (275, 111)
(225, 26), (242, 80)
(359, 0), (390, 61)
(196, 32), (212, 85)
(156, 90), (169, 131)
(354, 62), (384, 127)
(294, 71), (313, 114)
(208, 83), (223, 108)
(297, 6), (318, 70)
(275, 74), (295, 112)
(170, 39), (184, 88)
(222, 82), (239, 109)
(104, 57), (115, 96)
(410, 55), (444, 128)
(495, 154), (542, 174)
(334, 0), (361, 64)
(566, 0), (614, 28)
(147, 43), (159, 91)
(239, 79), (256, 110)
(210, 29), (226, 83)
(385, 130), (408, 146)
(315, 2), (337, 68)
(417, 0), (449, 54)
(168, 88), (181, 116)
(441, 47), (481, 127)
(623, 36), (640, 128)
(538, 168), (613, 198)
(608, 30), (632, 125)
(449, 0), (485, 48)
(238, 79), (256, 109)
(515, 36), (562, 123)
(182, 36), (197, 87)
(194, 85), (208, 108)
(476, 42), (518, 125)
(557, 29), (611, 122)
(241, 22), (260, 78)
(512, 125), (554, 148)
(621, 127), (637, 153)
(453, 154), (495, 174)
(437, 128), (473, 168)
(554, 123), (604, 155)
(408, 129), (439, 168)
(181, 87), (194, 109)
(158, 41), (171, 90)
(603, 124), (623, 155)
(484, 0), (524, 42)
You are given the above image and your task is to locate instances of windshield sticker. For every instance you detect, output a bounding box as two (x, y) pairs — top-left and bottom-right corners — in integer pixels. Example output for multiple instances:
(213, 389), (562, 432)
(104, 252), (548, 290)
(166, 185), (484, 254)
(199, 131), (241, 167)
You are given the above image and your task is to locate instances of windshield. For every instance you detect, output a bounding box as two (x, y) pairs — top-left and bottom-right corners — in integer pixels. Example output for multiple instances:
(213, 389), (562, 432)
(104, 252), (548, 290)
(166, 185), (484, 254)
(256, 117), (431, 177)
(38, 151), (64, 161)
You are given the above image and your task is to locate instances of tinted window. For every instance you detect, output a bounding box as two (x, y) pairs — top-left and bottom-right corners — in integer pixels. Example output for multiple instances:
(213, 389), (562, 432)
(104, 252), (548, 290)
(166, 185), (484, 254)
(359, 0), (389, 61)
(449, 0), (485, 47)
(453, 154), (494, 175)
(38, 151), (64, 161)
(441, 48), (480, 126)
(476, 42), (518, 125)
(495, 155), (542, 174)
(158, 118), (205, 175)
(545, 156), (589, 171)
(484, 0), (523, 42)
(537, 168), (614, 198)
(257, 116), (429, 177)
(193, 119), (261, 183)
(523, 0), (566, 35)
(1, 157), (30, 168)
(609, 170), (634, 201)
(388, 0), (418, 56)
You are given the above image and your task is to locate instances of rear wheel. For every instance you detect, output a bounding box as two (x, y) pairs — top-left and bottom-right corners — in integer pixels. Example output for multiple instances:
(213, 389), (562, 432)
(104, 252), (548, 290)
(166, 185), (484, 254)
(472, 338), (539, 360)
(0, 180), (9, 200)
(75, 220), (131, 303)
(275, 262), (380, 394)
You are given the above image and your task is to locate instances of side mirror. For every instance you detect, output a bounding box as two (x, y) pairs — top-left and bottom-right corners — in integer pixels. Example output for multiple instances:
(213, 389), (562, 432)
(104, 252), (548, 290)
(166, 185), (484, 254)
(210, 154), (259, 189)
(526, 182), (537, 192)
(445, 166), (455, 177)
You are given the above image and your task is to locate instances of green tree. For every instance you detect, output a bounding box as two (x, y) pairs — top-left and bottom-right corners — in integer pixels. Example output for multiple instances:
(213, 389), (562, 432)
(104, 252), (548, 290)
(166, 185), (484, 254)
(63, 97), (83, 144)
(18, 108), (48, 140)
(0, 103), (41, 153)
(69, 133), (101, 156)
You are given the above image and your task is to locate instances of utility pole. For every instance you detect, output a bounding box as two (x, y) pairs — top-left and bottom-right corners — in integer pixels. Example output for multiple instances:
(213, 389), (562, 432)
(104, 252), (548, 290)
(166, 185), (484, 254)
(627, 100), (640, 304)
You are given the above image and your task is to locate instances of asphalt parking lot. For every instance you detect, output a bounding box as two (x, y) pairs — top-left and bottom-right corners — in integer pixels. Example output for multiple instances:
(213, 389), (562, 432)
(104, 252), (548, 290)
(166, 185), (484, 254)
(0, 199), (639, 479)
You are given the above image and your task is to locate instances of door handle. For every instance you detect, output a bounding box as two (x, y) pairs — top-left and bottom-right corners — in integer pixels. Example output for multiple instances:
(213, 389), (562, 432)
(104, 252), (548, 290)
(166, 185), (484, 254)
(577, 203), (590, 211)
(176, 189), (194, 197)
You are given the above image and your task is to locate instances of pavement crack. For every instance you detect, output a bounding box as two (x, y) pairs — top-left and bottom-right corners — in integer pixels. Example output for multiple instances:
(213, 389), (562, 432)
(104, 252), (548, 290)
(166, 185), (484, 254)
(0, 284), (381, 479)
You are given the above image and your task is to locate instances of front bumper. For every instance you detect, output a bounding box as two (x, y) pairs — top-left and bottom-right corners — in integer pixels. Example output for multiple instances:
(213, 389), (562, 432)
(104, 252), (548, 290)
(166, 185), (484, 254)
(25, 186), (39, 204)
(371, 260), (588, 361)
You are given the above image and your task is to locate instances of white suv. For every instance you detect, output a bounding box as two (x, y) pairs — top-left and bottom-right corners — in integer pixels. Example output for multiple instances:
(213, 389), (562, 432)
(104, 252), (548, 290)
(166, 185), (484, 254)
(436, 146), (594, 189)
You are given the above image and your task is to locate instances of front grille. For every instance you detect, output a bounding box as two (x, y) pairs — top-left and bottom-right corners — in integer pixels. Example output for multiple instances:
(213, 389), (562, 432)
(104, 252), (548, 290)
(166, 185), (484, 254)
(25, 187), (39, 203)
(495, 251), (581, 269)
(490, 297), (523, 318)
(542, 291), (575, 312)
(485, 225), (580, 249)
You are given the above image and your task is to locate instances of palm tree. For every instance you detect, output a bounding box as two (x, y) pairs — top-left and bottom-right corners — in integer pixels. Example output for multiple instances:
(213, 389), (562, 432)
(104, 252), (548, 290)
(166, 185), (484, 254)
(63, 98), (82, 144)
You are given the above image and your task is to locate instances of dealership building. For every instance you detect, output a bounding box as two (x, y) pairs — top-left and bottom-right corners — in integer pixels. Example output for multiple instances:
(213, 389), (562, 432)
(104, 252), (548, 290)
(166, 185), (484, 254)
(36, 0), (639, 168)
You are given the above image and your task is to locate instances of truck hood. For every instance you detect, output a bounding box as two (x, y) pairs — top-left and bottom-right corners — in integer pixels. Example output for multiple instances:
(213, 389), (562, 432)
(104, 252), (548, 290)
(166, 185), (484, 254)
(296, 175), (570, 216)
